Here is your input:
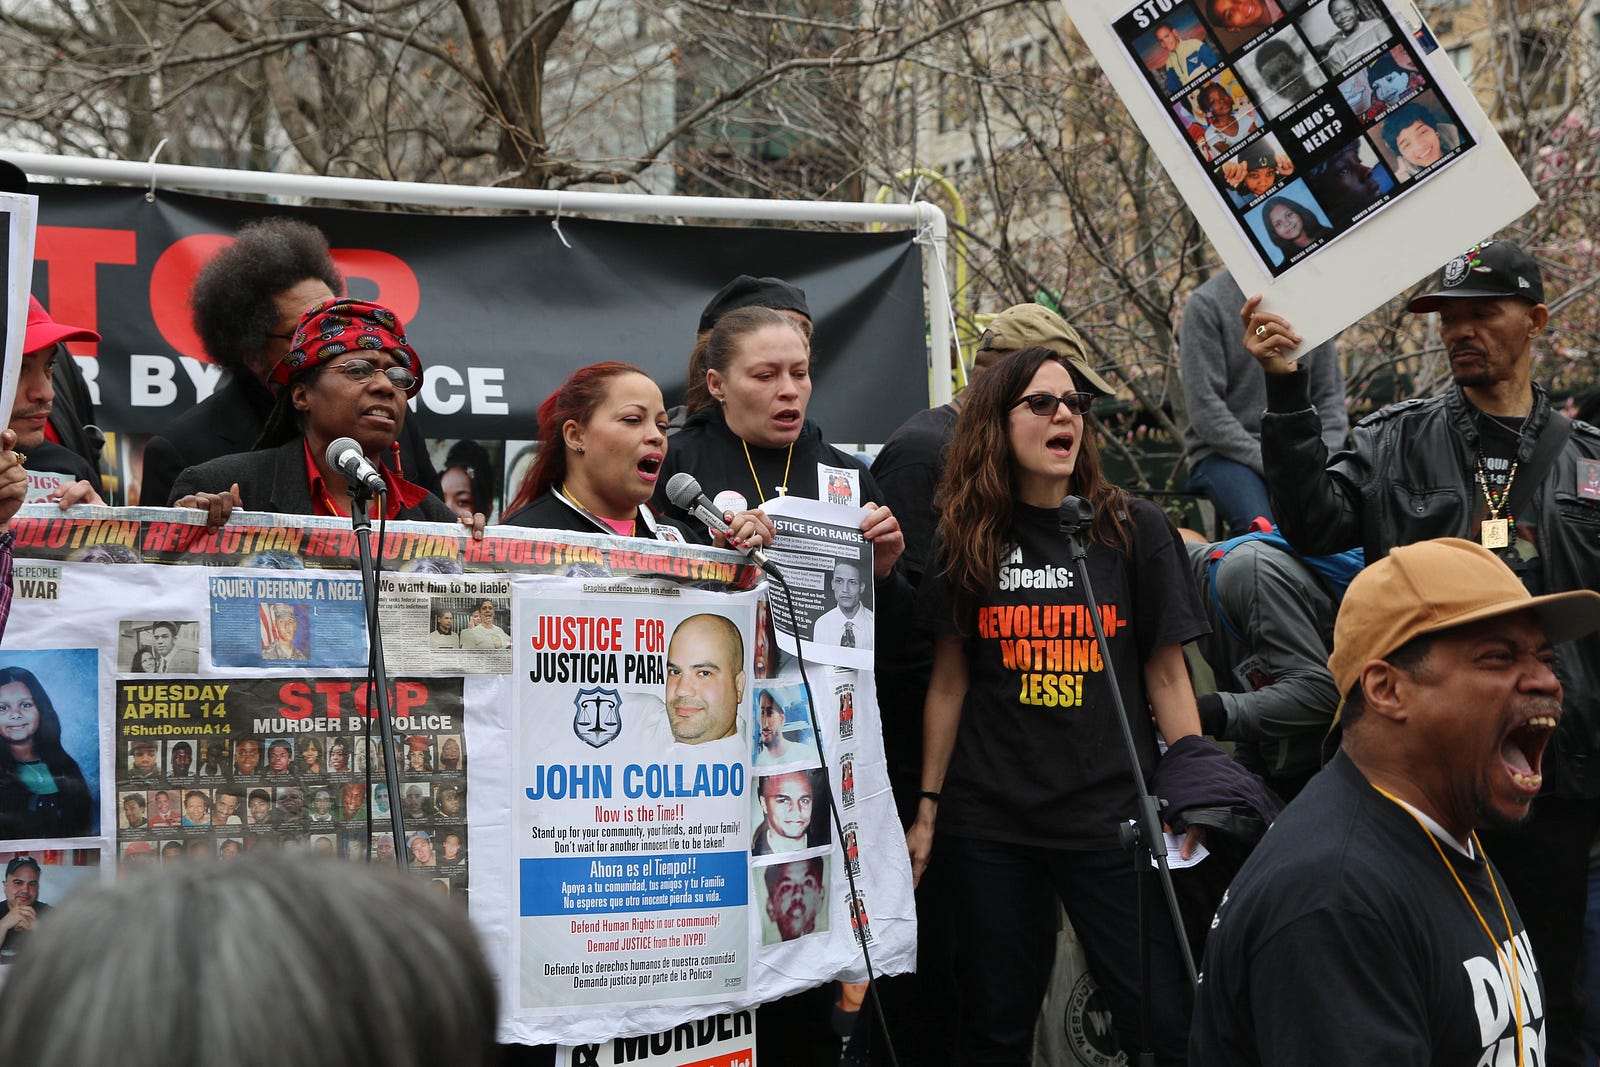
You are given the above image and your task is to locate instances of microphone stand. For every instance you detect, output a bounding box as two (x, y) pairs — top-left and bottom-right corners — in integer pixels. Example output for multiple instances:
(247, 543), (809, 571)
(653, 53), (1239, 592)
(348, 480), (409, 871)
(1058, 496), (1196, 1066)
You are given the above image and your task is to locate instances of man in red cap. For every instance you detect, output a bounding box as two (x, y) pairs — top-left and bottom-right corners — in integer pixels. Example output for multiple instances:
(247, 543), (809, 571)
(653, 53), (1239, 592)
(15, 297), (104, 499)
(1, 162), (102, 477)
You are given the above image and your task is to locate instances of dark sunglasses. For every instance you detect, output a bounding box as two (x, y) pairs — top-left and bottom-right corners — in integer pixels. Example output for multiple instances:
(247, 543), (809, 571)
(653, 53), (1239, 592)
(326, 358), (417, 391)
(1012, 391), (1094, 417)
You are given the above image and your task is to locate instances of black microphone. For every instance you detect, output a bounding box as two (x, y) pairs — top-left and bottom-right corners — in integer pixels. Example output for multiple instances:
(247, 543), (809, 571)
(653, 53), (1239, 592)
(325, 437), (387, 496)
(1058, 495), (1093, 535)
(666, 473), (778, 573)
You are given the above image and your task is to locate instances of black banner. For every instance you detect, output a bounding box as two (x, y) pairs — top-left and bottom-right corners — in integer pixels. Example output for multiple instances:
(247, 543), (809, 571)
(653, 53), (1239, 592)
(34, 186), (925, 440)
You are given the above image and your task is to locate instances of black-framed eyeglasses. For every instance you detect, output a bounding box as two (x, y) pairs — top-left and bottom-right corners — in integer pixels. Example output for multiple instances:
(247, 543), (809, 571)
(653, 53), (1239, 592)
(266, 331), (296, 342)
(1012, 391), (1094, 417)
(326, 358), (417, 391)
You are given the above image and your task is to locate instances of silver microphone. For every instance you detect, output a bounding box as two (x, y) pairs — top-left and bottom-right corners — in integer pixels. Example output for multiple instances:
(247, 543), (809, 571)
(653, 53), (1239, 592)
(666, 472), (777, 573)
(325, 437), (387, 496)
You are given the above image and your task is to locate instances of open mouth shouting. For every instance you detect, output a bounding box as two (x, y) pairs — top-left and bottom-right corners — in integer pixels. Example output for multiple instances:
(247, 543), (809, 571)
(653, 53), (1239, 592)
(1501, 705), (1559, 796)
(637, 452), (664, 484)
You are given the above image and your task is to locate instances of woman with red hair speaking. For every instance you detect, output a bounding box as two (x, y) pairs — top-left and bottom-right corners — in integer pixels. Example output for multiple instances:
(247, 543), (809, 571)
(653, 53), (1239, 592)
(503, 361), (771, 547)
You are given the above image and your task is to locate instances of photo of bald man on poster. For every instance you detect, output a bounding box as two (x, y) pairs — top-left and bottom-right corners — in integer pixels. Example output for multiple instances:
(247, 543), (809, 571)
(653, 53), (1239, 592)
(664, 613), (746, 746)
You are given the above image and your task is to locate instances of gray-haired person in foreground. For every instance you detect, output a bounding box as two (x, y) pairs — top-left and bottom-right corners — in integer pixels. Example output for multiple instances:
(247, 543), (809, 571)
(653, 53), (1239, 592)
(0, 852), (497, 1067)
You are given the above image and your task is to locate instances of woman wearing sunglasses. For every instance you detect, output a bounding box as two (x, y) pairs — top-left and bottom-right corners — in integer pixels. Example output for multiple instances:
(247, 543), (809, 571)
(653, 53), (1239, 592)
(906, 345), (1208, 1064)
(169, 298), (460, 523)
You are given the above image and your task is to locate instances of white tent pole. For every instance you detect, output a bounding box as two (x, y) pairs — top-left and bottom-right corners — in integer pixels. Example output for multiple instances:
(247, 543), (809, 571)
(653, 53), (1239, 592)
(5, 152), (923, 227)
(916, 201), (955, 408)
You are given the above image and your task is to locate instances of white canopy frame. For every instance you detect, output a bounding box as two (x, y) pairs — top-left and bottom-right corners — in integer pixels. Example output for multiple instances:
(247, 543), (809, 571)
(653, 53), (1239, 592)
(7, 152), (957, 408)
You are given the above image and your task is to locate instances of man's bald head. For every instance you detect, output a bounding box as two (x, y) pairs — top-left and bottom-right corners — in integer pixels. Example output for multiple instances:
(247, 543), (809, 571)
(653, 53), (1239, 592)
(665, 614), (747, 744)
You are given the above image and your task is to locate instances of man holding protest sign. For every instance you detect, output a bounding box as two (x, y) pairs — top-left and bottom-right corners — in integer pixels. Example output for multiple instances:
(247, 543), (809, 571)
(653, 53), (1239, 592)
(15, 301), (100, 484)
(1245, 239), (1600, 1067)
(1183, 271), (1345, 535)
(13, 300), (103, 505)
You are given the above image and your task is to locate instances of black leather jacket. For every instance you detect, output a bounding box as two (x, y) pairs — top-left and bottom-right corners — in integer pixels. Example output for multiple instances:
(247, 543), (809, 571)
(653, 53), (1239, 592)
(1261, 368), (1600, 798)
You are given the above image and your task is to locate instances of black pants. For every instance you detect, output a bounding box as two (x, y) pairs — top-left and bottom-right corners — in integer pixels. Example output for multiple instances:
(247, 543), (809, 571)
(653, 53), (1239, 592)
(1481, 794), (1600, 1067)
(940, 833), (1189, 1066)
(844, 838), (963, 1066)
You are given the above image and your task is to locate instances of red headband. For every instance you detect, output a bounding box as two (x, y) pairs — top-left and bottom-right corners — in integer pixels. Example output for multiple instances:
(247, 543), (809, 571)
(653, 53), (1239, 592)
(271, 297), (423, 398)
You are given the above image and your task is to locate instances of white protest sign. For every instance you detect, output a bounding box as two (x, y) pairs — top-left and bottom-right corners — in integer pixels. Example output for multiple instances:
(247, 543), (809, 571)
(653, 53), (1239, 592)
(759, 495), (875, 671)
(1060, 0), (1537, 353)
(0, 191), (38, 429)
(557, 1010), (756, 1067)
(0, 509), (915, 1042)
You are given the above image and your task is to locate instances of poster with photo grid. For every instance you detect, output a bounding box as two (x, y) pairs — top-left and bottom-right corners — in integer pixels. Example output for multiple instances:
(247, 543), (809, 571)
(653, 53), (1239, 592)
(1115, 0), (1474, 276)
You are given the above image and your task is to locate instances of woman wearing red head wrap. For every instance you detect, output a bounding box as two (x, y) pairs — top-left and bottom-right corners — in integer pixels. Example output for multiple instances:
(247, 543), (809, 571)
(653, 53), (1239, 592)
(171, 299), (466, 526)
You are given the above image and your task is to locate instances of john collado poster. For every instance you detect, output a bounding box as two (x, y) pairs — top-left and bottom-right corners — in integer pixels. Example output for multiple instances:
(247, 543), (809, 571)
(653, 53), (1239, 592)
(512, 589), (760, 1037)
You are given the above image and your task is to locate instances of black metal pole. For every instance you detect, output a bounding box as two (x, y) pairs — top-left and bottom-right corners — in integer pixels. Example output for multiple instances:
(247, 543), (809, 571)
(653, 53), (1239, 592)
(1057, 497), (1198, 1039)
(349, 486), (408, 871)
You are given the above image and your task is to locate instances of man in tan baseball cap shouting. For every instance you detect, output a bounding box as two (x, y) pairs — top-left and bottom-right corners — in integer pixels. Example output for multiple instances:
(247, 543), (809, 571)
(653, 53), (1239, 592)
(1192, 537), (1600, 1066)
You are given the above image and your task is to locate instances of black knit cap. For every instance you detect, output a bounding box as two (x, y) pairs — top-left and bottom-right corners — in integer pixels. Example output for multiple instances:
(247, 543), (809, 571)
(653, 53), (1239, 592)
(698, 275), (811, 333)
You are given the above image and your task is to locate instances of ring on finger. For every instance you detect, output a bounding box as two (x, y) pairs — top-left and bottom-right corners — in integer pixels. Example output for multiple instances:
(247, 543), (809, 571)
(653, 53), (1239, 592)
(1254, 324), (1268, 338)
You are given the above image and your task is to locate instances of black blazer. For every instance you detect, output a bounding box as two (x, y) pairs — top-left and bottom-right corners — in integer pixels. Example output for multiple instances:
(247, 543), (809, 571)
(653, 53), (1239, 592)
(144, 375), (269, 508)
(29, 440), (103, 495)
(169, 439), (456, 522)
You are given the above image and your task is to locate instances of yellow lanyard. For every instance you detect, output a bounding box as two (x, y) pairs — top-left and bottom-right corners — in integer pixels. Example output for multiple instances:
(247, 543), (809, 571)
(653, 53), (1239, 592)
(1372, 785), (1524, 1067)
(741, 439), (794, 503)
